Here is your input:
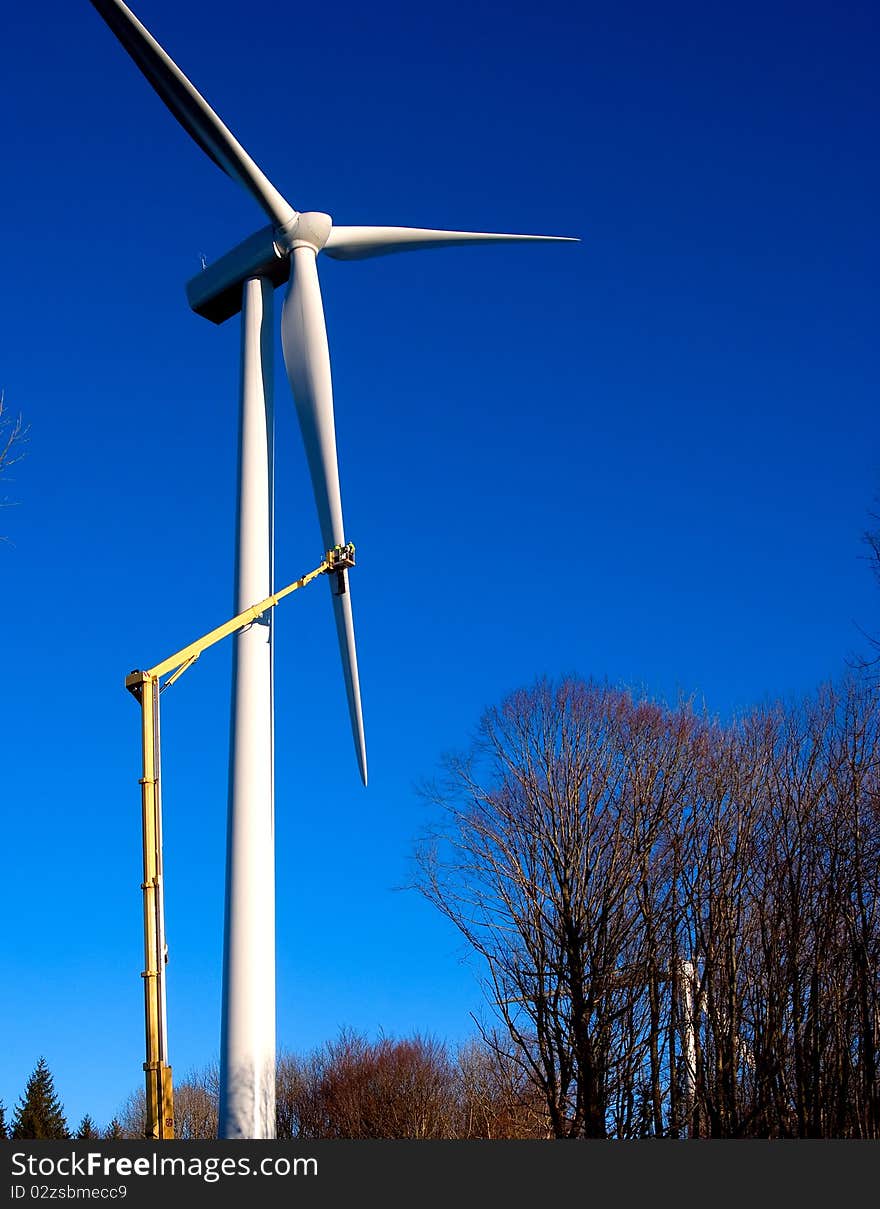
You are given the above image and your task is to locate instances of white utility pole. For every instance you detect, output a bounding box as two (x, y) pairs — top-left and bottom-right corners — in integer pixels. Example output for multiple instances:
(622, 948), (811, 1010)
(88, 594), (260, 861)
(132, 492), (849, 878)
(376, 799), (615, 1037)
(678, 957), (699, 1138)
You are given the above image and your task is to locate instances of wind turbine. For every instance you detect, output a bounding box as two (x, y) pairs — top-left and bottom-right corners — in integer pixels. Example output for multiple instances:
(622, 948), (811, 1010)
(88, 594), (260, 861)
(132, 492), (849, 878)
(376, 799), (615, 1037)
(88, 0), (577, 1139)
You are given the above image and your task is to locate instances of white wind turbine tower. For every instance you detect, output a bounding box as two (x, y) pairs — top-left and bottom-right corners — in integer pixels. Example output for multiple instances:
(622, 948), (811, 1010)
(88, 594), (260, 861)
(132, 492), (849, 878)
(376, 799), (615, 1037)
(89, 0), (577, 1139)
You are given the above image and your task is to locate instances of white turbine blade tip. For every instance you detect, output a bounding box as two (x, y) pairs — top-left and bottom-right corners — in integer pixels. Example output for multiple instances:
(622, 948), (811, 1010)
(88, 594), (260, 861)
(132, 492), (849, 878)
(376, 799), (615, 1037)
(323, 225), (580, 261)
(331, 584), (368, 787)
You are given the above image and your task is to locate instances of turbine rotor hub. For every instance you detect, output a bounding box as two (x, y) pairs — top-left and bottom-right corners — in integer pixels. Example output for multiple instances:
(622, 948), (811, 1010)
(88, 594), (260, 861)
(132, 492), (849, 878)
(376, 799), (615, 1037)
(275, 211), (333, 255)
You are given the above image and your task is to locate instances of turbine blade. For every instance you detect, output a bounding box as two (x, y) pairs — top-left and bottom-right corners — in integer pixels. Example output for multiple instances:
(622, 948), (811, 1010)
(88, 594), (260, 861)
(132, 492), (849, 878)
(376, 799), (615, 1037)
(280, 247), (367, 786)
(88, 0), (296, 231)
(323, 225), (579, 261)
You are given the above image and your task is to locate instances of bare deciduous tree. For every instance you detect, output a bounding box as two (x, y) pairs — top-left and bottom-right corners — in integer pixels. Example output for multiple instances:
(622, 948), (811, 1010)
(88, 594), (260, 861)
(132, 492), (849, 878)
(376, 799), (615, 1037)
(454, 1036), (550, 1138)
(276, 1031), (459, 1139)
(113, 1087), (146, 1139)
(172, 1064), (219, 1139)
(416, 679), (699, 1137)
(416, 675), (880, 1138)
(0, 391), (27, 539)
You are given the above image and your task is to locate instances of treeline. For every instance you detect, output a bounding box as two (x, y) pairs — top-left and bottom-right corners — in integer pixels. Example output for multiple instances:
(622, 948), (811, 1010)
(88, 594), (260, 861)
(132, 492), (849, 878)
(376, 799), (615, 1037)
(112, 1034), (549, 1139)
(416, 675), (880, 1138)
(7, 1037), (551, 1141)
(1, 1057), (125, 1140)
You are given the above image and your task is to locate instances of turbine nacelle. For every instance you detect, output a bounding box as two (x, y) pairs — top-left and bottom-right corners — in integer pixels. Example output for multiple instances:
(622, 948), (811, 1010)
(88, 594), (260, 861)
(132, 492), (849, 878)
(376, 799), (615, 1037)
(187, 224), (287, 324)
(185, 213), (332, 324)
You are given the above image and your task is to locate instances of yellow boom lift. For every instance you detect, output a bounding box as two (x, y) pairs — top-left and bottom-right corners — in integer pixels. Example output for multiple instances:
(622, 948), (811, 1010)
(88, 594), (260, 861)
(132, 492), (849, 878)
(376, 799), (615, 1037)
(124, 543), (356, 1139)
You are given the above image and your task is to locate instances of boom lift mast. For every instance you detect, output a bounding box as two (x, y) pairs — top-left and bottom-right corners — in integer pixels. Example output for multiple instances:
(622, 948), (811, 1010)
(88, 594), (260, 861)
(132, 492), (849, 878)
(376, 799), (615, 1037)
(124, 544), (356, 1139)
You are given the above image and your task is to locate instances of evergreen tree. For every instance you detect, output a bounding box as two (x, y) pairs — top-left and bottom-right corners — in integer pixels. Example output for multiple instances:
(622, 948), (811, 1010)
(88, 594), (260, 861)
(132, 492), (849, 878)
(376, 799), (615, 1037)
(75, 1114), (99, 1140)
(0, 1101), (8, 1139)
(104, 1118), (124, 1141)
(11, 1058), (69, 1139)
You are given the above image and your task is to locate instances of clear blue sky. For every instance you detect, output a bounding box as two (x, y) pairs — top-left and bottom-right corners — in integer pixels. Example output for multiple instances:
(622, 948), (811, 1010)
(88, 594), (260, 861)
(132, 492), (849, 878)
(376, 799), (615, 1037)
(2, 0), (877, 1130)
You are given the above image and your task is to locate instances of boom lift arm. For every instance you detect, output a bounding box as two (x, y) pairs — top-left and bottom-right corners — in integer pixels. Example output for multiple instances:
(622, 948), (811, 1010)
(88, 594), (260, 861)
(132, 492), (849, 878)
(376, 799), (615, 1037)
(124, 544), (356, 1139)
